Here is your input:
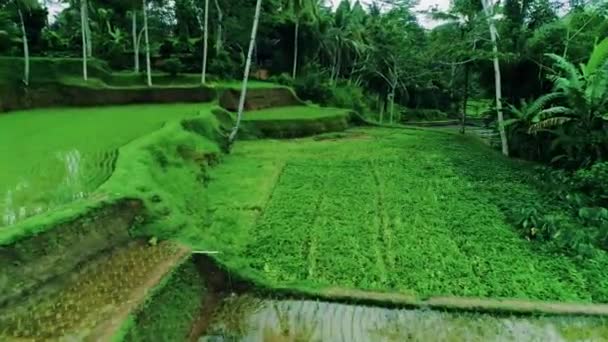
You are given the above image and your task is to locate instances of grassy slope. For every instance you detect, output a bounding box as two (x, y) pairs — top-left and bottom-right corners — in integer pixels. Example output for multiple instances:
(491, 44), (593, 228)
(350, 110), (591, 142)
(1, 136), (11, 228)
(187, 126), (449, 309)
(202, 128), (608, 303)
(243, 106), (349, 121)
(0, 103), (212, 226)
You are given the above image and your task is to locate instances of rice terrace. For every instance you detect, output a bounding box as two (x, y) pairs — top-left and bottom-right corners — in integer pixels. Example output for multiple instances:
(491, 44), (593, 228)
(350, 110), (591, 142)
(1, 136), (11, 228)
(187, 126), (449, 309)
(1, 0), (608, 341)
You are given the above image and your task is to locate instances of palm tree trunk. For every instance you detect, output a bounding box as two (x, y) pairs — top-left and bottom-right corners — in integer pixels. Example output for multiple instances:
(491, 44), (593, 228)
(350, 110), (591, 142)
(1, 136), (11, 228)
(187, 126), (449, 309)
(201, 0), (209, 84)
(17, 8), (29, 86)
(80, 0), (88, 81)
(461, 62), (469, 134)
(389, 86), (396, 124)
(132, 10), (139, 73)
(84, 0), (92, 57)
(292, 18), (299, 79)
(482, 0), (509, 156)
(229, 0), (263, 143)
(214, 0), (223, 55)
(143, 0), (152, 87)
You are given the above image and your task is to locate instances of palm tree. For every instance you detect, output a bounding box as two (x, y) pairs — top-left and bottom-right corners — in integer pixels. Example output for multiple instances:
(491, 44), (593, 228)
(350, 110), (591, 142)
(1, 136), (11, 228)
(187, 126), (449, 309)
(288, 0), (318, 79)
(481, 0), (509, 156)
(430, 0), (483, 134)
(229, 0), (263, 144)
(142, 0), (152, 86)
(202, 0), (209, 84)
(130, 8), (139, 73)
(80, 0), (88, 81)
(13, 0), (38, 86)
(213, 0), (222, 55)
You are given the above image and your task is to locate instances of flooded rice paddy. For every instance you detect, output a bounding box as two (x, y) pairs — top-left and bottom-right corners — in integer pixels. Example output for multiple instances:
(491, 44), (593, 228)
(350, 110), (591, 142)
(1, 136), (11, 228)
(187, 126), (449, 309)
(200, 295), (608, 341)
(0, 103), (210, 227)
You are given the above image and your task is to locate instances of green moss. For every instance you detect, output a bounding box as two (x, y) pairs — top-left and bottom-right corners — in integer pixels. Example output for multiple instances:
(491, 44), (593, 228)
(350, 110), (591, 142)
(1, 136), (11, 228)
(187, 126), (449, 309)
(120, 260), (206, 342)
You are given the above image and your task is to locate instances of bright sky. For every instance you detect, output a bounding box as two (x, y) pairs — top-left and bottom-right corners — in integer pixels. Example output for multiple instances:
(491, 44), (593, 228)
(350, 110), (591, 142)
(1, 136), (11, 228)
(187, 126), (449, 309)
(328, 0), (451, 28)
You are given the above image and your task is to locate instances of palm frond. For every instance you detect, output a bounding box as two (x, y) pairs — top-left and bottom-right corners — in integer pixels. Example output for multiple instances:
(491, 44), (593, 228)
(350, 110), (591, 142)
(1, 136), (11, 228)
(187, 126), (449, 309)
(545, 53), (582, 88)
(538, 106), (574, 119)
(529, 117), (572, 134)
(525, 92), (562, 118)
(584, 38), (608, 76)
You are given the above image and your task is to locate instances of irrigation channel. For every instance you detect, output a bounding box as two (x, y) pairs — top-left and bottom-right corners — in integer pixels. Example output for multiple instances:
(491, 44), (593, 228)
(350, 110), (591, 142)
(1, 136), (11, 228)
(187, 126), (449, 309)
(197, 295), (608, 341)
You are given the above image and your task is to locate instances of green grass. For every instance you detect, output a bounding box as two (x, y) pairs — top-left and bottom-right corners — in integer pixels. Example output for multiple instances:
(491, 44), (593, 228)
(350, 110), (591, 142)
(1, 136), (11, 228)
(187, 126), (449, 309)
(201, 128), (608, 303)
(243, 106), (348, 121)
(0, 103), (212, 227)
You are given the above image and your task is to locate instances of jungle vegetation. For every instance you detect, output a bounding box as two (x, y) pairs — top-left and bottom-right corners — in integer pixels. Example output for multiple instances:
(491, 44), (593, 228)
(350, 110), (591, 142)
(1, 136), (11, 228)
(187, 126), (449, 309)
(1, 0), (607, 256)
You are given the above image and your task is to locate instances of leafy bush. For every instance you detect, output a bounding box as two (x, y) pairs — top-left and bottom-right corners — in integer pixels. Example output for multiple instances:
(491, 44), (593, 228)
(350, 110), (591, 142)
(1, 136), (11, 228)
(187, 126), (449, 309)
(268, 73), (293, 87)
(208, 50), (241, 79)
(401, 108), (448, 122)
(574, 162), (608, 207)
(159, 58), (183, 76)
(292, 71), (333, 105)
(328, 83), (368, 115)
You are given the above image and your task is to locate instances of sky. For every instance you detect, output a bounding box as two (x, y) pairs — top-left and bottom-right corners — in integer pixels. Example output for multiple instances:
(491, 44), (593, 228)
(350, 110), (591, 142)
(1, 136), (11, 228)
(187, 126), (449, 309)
(328, 0), (452, 28)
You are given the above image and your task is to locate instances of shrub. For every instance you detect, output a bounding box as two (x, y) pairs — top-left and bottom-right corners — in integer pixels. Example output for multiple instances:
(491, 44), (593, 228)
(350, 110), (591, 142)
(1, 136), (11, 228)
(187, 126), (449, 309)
(268, 73), (293, 87)
(329, 83), (368, 115)
(159, 58), (183, 76)
(574, 162), (608, 207)
(208, 50), (241, 79)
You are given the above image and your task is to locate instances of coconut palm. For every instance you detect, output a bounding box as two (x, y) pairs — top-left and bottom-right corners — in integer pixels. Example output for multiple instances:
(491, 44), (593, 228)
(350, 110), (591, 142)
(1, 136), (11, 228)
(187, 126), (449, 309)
(287, 0), (318, 79)
(229, 0), (263, 144)
(12, 0), (38, 86)
(80, 0), (88, 80)
(142, 0), (152, 86)
(481, 0), (509, 156)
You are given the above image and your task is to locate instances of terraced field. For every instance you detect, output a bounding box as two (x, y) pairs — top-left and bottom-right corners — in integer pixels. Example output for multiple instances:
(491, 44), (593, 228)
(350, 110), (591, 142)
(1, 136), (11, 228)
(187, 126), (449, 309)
(202, 296), (608, 341)
(0, 103), (211, 226)
(205, 128), (608, 302)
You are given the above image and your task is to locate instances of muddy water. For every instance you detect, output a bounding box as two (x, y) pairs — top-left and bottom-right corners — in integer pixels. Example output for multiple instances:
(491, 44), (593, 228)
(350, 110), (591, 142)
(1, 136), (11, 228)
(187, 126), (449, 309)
(200, 295), (608, 341)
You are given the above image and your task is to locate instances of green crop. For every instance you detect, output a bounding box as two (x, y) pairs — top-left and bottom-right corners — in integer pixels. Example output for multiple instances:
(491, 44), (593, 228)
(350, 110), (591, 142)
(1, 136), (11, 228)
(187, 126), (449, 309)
(202, 128), (608, 302)
(0, 103), (212, 226)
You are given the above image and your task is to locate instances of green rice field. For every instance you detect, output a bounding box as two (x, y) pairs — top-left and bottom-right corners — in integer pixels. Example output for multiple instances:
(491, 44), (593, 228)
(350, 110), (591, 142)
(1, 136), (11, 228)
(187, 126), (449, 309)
(204, 128), (608, 302)
(0, 103), (212, 227)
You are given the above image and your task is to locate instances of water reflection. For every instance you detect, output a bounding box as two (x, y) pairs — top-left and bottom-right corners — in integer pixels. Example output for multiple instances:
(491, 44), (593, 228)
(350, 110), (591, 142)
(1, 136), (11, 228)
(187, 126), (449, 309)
(200, 296), (608, 341)
(1, 149), (116, 227)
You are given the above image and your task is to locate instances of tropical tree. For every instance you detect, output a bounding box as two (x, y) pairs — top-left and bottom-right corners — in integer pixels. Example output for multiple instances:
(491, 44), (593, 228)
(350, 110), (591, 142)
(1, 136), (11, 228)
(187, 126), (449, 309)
(213, 0), (222, 54)
(229, 0), (263, 144)
(481, 0), (509, 156)
(80, 0), (88, 80)
(525, 38), (608, 165)
(287, 0), (318, 79)
(142, 0), (151, 86)
(193, 0), (209, 83)
(201, 0), (209, 83)
(130, 7), (139, 72)
(13, 0), (38, 86)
